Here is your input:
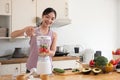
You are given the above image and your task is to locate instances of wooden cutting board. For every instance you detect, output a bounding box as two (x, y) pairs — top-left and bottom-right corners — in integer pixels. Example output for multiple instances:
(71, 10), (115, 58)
(53, 70), (81, 76)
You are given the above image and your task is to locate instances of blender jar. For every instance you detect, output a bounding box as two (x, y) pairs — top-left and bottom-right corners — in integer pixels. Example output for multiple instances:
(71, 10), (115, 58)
(36, 36), (52, 74)
(36, 36), (51, 55)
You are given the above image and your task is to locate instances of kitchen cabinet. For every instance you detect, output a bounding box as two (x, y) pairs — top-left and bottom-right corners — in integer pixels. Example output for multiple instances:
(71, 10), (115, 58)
(0, 63), (27, 75)
(0, 0), (11, 15)
(11, 0), (70, 37)
(20, 63), (27, 74)
(0, 0), (70, 39)
(37, 0), (69, 19)
(37, 0), (71, 27)
(0, 63), (20, 75)
(11, 0), (36, 33)
(0, 0), (11, 38)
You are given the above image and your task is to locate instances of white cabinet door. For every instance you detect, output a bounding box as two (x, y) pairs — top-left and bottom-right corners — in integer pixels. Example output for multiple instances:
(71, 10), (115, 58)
(52, 60), (79, 69)
(0, 64), (20, 75)
(20, 63), (26, 74)
(37, 0), (69, 19)
(0, 0), (11, 15)
(11, 0), (36, 32)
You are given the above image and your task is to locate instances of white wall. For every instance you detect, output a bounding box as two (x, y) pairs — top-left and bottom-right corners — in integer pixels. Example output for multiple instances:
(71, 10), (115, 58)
(0, 39), (30, 56)
(118, 0), (120, 47)
(53, 0), (118, 59)
(0, 0), (118, 60)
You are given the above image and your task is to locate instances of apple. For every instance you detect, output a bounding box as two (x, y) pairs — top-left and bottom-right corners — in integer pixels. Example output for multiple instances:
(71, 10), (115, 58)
(109, 59), (116, 65)
(115, 49), (120, 55)
(89, 60), (95, 67)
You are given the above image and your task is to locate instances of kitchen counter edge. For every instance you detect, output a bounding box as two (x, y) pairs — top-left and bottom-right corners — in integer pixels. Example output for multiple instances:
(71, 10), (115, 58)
(0, 56), (79, 64)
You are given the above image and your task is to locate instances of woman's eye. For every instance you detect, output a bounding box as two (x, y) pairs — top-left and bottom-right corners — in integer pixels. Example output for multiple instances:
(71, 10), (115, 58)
(51, 18), (55, 21)
(46, 16), (49, 18)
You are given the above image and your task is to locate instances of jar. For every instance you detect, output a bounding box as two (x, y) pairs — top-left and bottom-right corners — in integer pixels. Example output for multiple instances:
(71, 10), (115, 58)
(36, 36), (51, 55)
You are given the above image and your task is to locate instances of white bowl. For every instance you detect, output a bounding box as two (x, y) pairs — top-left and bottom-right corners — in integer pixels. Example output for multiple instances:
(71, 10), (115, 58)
(116, 68), (120, 72)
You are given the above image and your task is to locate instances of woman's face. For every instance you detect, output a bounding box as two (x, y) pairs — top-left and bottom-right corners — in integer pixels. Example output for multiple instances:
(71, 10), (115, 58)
(42, 12), (56, 27)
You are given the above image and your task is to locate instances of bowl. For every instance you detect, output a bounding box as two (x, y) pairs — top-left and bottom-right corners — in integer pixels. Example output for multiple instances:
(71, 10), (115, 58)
(116, 68), (120, 72)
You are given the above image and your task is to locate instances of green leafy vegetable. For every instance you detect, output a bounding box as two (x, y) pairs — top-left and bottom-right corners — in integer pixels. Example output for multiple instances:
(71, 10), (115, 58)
(94, 56), (108, 67)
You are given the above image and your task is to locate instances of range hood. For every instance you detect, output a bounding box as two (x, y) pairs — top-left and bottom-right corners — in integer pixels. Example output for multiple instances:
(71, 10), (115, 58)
(36, 17), (71, 27)
(52, 18), (71, 27)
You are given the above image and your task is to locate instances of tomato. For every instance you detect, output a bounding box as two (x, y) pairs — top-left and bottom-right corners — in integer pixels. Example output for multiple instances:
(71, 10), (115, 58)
(109, 59), (117, 65)
(39, 48), (44, 53)
(89, 60), (95, 67)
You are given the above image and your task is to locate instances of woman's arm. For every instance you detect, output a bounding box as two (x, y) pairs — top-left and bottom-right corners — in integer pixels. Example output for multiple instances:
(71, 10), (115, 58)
(49, 32), (57, 56)
(11, 26), (35, 38)
(11, 28), (25, 38)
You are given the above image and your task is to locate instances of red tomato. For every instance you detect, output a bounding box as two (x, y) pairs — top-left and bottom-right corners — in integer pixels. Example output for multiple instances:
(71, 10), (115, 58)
(39, 48), (44, 53)
(42, 48), (46, 52)
(109, 59), (117, 65)
(42, 48), (48, 53)
(89, 60), (95, 67)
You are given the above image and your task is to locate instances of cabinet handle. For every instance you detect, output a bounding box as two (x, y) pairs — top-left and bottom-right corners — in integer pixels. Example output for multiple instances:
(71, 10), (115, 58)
(14, 67), (19, 76)
(65, 8), (68, 17)
(65, 2), (68, 17)
(5, 3), (9, 13)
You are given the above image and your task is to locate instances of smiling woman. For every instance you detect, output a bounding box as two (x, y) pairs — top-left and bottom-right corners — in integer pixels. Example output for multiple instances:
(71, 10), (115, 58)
(11, 7), (57, 74)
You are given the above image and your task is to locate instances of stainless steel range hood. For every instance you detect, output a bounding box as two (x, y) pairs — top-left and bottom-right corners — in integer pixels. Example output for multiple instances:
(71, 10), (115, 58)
(52, 18), (71, 27)
(36, 17), (71, 27)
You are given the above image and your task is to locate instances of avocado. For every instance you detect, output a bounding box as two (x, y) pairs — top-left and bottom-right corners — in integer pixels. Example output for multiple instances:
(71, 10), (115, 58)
(82, 68), (91, 74)
(92, 68), (102, 75)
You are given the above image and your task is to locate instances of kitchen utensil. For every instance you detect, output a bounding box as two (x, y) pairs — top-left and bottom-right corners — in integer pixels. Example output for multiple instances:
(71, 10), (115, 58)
(56, 46), (64, 52)
(82, 49), (94, 64)
(74, 47), (79, 53)
(37, 56), (52, 74)
(36, 36), (51, 55)
(16, 74), (27, 80)
(40, 74), (49, 80)
(94, 51), (101, 59)
(54, 52), (69, 56)
(12, 48), (27, 58)
(16, 68), (37, 80)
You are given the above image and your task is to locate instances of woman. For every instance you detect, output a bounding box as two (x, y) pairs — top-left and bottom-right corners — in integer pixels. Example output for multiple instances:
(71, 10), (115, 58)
(11, 7), (57, 73)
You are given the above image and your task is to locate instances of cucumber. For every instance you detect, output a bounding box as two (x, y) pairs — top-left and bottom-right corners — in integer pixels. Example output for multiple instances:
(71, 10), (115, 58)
(53, 68), (65, 73)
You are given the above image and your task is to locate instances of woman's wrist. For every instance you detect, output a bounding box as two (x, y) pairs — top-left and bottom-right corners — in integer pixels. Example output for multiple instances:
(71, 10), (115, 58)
(23, 28), (27, 37)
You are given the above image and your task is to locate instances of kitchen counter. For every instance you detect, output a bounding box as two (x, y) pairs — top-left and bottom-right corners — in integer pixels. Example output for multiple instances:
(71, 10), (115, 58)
(0, 72), (120, 80)
(49, 72), (120, 80)
(0, 56), (79, 64)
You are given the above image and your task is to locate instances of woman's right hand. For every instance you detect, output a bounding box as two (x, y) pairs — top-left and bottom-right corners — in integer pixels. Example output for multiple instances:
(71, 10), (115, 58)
(23, 26), (35, 37)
